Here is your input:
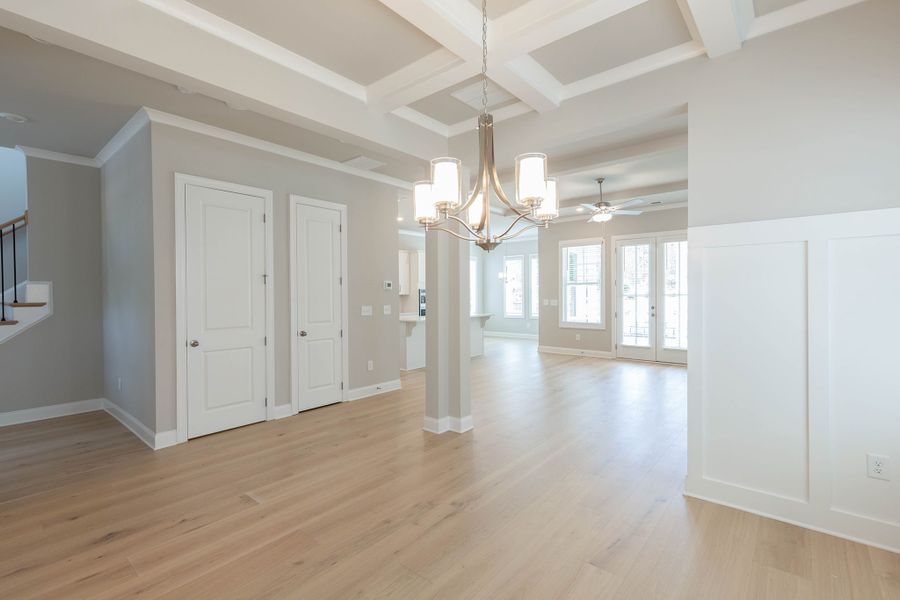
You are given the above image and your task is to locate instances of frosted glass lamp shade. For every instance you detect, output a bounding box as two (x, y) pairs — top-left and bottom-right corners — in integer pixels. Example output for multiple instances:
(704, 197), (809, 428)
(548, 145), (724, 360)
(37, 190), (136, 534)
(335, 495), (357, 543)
(468, 192), (484, 230)
(431, 157), (462, 210)
(414, 181), (437, 224)
(515, 153), (547, 207)
(535, 178), (559, 220)
(590, 212), (613, 223)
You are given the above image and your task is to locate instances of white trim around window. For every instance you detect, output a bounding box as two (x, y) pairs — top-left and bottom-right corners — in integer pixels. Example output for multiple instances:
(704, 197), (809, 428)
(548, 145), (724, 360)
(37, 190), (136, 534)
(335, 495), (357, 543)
(559, 237), (605, 330)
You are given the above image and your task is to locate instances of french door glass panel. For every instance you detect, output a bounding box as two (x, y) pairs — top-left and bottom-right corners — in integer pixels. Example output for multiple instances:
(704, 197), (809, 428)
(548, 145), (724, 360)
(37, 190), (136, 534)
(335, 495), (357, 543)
(620, 243), (652, 348)
(662, 240), (688, 350)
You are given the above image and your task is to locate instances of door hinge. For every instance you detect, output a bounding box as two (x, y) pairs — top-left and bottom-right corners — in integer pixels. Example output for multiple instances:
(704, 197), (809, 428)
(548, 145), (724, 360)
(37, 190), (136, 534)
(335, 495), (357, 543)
(340, 329), (343, 338)
(265, 397), (268, 406)
(339, 224), (342, 233)
(339, 276), (342, 285)
(264, 336), (268, 346)
(263, 213), (267, 223)
(340, 382), (344, 390)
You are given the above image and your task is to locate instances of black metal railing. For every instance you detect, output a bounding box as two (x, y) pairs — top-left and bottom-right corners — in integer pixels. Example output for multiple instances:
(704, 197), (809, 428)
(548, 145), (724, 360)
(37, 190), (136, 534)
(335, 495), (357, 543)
(0, 210), (27, 323)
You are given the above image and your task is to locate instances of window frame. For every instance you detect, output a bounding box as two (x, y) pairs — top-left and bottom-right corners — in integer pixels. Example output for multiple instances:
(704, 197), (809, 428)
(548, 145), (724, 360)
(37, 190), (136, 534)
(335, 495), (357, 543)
(502, 254), (525, 319)
(528, 253), (540, 319)
(559, 238), (606, 330)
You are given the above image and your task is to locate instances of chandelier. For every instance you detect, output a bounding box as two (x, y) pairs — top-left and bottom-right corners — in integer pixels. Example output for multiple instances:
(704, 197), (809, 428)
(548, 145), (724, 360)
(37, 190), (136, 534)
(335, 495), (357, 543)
(413, 0), (558, 252)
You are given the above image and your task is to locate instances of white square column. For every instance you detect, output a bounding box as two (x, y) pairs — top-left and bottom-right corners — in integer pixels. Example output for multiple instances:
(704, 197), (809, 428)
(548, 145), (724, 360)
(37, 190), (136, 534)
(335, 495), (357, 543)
(424, 224), (471, 433)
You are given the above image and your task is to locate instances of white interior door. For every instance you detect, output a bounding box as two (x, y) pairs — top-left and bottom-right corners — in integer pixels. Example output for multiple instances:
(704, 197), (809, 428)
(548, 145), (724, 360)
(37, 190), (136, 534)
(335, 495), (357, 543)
(295, 202), (344, 411)
(616, 240), (656, 361)
(185, 183), (267, 438)
(656, 236), (688, 364)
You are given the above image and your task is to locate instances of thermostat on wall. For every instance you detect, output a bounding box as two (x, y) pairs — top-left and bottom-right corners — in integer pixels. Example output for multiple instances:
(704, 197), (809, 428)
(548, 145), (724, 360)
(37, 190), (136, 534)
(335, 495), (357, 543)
(383, 281), (393, 290)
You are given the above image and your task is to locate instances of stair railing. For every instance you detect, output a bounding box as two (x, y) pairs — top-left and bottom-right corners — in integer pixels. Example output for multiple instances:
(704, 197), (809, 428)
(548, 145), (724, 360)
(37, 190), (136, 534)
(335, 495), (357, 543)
(0, 210), (27, 323)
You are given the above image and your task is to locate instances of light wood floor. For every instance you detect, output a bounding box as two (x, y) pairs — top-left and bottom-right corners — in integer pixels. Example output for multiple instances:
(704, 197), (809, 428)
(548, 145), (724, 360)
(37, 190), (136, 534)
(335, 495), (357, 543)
(1, 339), (898, 599)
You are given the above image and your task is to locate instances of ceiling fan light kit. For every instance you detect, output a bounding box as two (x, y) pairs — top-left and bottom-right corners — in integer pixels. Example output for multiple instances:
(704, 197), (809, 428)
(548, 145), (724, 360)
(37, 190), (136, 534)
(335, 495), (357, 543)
(581, 177), (644, 223)
(413, 0), (558, 252)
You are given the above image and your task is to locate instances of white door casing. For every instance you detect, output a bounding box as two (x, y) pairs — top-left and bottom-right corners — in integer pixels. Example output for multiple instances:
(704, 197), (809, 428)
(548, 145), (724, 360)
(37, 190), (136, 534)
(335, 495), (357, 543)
(613, 229), (687, 364)
(290, 196), (348, 413)
(175, 174), (275, 443)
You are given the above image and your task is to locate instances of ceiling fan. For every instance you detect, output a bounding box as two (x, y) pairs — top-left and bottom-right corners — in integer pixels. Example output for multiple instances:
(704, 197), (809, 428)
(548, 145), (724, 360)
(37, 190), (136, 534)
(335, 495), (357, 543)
(581, 178), (643, 223)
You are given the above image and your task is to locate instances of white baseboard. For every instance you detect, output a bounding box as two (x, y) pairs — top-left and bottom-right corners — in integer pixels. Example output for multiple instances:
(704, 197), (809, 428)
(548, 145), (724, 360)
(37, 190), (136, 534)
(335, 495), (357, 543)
(423, 415), (473, 434)
(154, 429), (178, 449)
(538, 345), (614, 359)
(0, 397), (103, 427)
(485, 331), (538, 340)
(346, 379), (401, 401)
(423, 416), (449, 433)
(449, 415), (473, 433)
(273, 403), (294, 419)
(102, 399), (158, 450)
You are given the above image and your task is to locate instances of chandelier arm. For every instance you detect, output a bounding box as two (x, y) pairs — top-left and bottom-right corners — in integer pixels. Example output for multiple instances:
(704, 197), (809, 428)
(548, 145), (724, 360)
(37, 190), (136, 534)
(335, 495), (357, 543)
(425, 226), (481, 243)
(445, 213), (487, 240)
(497, 221), (547, 242)
(493, 210), (534, 241)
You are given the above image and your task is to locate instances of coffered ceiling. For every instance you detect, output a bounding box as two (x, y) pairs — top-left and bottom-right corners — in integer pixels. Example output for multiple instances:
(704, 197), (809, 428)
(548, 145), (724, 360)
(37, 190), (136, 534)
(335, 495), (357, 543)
(0, 0), (869, 206)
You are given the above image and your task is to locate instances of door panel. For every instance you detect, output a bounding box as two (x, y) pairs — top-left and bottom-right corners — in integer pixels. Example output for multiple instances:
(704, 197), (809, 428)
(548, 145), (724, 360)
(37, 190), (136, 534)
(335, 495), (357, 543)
(296, 203), (343, 411)
(617, 241), (656, 361)
(657, 238), (688, 364)
(186, 183), (267, 438)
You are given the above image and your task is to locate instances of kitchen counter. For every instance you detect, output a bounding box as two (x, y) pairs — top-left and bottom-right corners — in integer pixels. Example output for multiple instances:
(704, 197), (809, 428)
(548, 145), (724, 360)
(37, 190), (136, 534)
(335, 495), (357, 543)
(400, 313), (493, 370)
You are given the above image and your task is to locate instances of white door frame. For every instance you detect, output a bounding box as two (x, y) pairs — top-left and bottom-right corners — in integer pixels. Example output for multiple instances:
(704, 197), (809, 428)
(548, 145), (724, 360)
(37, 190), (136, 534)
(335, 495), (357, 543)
(289, 195), (349, 414)
(174, 173), (276, 444)
(611, 229), (686, 364)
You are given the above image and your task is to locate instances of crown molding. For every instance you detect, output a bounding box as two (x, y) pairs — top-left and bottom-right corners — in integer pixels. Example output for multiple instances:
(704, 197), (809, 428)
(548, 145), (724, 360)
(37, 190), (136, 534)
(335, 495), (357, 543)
(141, 107), (413, 189)
(15, 146), (99, 168)
(95, 109), (151, 165)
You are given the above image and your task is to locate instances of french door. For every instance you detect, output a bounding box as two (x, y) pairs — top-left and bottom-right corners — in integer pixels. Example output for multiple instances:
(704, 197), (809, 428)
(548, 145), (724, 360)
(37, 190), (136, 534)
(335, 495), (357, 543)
(615, 233), (687, 364)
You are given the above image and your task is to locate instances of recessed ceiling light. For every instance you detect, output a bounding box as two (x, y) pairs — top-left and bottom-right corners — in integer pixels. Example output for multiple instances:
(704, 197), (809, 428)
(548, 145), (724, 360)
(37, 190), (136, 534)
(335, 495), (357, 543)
(0, 112), (29, 124)
(576, 207), (584, 213)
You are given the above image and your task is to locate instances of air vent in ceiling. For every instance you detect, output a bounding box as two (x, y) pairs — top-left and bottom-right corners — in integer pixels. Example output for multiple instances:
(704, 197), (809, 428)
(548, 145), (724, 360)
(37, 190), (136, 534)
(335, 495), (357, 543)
(342, 155), (386, 171)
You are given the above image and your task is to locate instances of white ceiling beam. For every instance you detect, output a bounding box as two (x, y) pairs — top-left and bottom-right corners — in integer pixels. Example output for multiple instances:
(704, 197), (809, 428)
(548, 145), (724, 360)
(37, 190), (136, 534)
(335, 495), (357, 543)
(559, 41), (705, 102)
(0, 0), (448, 160)
(367, 50), (476, 112)
(744, 0), (869, 41)
(559, 180), (688, 208)
(549, 133), (688, 177)
(680, 0), (745, 57)
(377, 0), (562, 114)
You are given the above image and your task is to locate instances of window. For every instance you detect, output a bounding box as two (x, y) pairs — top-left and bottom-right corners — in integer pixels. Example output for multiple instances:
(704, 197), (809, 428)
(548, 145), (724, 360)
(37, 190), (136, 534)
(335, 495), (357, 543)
(560, 241), (604, 328)
(469, 256), (478, 315)
(529, 254), (539, 318)
(503, 255), (524, 318)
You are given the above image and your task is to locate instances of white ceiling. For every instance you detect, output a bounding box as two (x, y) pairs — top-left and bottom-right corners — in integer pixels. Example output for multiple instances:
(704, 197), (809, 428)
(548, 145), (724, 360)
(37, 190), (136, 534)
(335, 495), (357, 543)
(0, 0), (868, 217)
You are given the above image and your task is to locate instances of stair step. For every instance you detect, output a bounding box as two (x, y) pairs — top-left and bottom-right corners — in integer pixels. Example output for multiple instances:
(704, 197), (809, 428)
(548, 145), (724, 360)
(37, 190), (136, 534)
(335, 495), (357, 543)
(5, 302), (47, 308)
(0, 320), (20, 326)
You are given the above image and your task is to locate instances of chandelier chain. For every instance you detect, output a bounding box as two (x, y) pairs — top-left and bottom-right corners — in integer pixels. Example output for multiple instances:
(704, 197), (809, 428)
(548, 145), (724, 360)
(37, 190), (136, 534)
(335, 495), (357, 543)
(481, 0), (488, 115)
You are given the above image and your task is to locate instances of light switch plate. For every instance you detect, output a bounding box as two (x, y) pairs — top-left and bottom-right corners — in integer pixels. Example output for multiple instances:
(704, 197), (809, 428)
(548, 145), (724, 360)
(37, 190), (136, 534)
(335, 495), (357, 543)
(361, 305), (373, 316)
(383, 281), (393, 290)
(543, 299), (549, 306)
(383, 304), (392, 315)
(550, 299), (559, 306)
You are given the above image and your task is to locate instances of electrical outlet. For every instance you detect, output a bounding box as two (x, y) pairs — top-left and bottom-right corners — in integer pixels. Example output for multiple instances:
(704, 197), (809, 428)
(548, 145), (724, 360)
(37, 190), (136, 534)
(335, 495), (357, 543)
(361, 305), (373, 316)
(367, 360), (374, 372)
(867, 453), (890, 481)
(575, 334), (581, 341)
(383, 304), (392, 315)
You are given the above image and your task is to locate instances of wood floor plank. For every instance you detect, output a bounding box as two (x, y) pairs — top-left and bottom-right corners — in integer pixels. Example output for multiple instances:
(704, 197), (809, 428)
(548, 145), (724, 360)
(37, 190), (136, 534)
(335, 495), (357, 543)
(0, 338), (896, 599)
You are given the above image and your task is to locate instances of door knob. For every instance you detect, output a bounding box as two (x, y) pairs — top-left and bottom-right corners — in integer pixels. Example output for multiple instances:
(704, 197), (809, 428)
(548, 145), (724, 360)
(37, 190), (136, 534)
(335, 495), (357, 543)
(189, 340), (200, 347)
(299, 330), (308, 337)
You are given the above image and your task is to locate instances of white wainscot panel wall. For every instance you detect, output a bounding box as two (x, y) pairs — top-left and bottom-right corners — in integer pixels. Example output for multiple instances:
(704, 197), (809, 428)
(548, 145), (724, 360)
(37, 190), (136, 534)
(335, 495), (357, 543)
(686, 208), (900, 553)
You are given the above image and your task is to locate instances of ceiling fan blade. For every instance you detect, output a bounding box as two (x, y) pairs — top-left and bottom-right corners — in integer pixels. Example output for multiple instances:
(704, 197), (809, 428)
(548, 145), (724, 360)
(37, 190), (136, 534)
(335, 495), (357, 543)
(580, 203), (599, 211)
(614, 210), (643, 216)
(613, 197), (643, 208)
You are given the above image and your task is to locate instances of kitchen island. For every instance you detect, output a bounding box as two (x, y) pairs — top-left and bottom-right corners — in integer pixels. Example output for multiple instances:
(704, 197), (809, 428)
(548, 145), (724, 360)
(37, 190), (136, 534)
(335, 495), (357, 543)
(399, 313), (492, 371)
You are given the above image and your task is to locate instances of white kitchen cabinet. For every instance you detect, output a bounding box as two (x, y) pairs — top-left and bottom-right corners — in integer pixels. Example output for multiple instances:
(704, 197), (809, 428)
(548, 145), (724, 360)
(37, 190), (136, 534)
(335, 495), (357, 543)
(398, 250), (411, 296)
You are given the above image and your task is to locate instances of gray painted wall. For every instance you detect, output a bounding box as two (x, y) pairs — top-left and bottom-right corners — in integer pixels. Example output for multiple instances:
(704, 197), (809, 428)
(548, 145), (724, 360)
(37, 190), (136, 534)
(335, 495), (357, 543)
(0, 157), (103, 412)
(150, 123), (402, 432)
(482, 239), (539, 337)
(101, 124), (156, 429)
(539, 208), (687, 353)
